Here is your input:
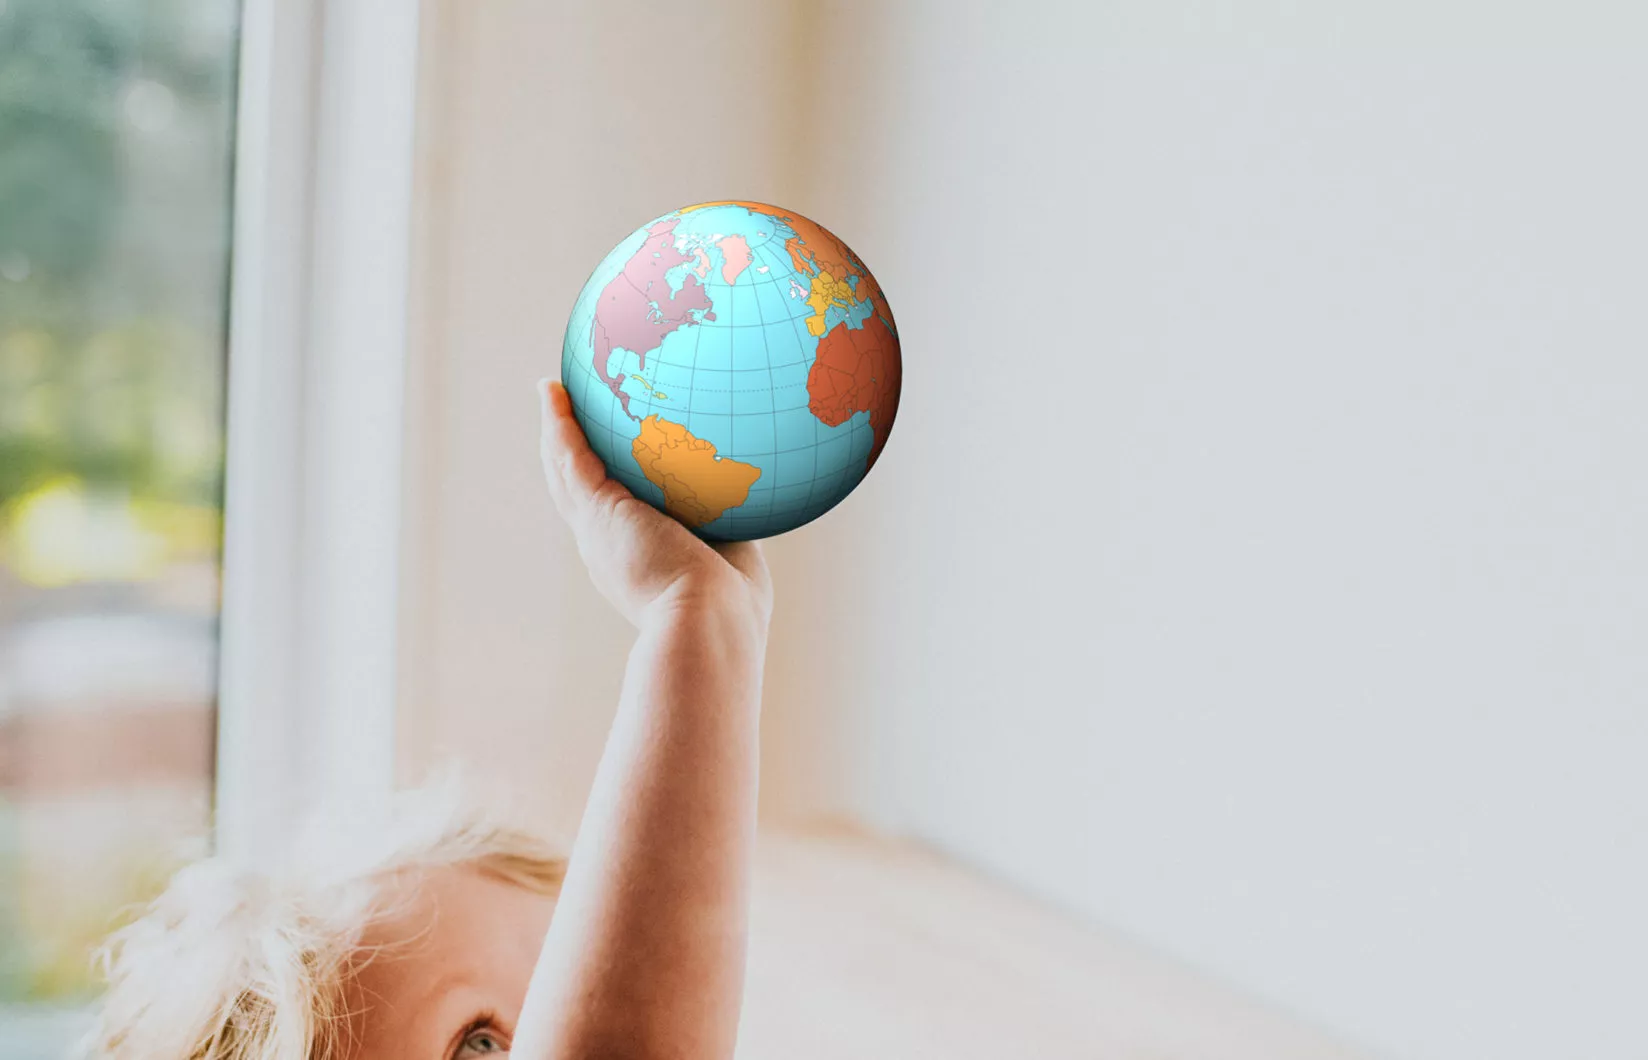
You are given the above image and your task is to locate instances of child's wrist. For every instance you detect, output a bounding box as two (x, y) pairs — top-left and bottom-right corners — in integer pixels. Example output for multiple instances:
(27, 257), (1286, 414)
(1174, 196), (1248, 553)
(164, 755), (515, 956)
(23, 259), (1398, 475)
(644, 572), (770, 643)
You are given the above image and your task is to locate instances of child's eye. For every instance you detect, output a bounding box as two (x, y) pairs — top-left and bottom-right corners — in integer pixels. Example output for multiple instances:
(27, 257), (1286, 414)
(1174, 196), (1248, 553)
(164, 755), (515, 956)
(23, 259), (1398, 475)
(455, 1028), (507, 1057)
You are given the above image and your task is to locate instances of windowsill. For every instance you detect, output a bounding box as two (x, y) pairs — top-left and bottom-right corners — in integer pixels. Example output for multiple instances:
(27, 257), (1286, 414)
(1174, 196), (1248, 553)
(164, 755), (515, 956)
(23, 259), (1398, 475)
(742, 826), (1370, 1060)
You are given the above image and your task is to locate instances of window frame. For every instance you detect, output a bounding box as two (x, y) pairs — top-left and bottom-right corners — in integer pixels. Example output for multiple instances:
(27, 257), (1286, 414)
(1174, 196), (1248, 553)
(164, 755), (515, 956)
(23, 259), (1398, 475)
(216, 0), (425, 866)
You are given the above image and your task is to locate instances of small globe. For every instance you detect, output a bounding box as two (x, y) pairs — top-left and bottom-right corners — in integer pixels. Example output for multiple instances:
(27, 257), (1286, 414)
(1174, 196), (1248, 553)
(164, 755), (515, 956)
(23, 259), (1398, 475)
(561, 201), (901, 542)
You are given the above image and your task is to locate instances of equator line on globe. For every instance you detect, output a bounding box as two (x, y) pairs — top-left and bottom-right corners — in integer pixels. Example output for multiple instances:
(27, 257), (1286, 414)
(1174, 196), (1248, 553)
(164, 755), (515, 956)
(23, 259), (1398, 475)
(561, 200), (901, 542)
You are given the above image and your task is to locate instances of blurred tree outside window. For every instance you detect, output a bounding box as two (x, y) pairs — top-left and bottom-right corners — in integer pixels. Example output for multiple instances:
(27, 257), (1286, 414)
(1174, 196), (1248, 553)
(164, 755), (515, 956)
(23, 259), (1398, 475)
(0, 0), (239, 1054)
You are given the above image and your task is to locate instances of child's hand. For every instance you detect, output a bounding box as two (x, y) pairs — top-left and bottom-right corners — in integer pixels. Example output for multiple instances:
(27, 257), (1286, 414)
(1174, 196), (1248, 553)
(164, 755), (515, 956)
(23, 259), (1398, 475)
(538, 379), (772, 630)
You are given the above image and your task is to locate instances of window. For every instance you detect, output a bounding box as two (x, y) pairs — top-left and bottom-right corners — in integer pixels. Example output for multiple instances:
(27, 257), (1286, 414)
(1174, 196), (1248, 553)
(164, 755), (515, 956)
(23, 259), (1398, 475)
(0, 0), (239, 1053)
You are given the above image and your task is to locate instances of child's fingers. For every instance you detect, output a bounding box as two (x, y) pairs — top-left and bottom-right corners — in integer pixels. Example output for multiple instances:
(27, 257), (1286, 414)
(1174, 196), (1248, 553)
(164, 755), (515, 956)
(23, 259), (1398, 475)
(536, 380), (575, 517)
(538, 379), (609, 522)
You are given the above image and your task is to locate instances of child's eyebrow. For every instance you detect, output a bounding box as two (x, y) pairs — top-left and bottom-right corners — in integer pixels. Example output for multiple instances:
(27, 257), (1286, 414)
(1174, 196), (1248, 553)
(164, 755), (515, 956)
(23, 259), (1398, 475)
(442, 1010), (504, 1059)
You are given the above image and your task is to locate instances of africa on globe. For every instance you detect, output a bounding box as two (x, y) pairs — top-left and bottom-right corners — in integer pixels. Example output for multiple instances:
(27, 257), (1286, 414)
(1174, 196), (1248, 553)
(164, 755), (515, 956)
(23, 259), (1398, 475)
(561, 200), (901, 541)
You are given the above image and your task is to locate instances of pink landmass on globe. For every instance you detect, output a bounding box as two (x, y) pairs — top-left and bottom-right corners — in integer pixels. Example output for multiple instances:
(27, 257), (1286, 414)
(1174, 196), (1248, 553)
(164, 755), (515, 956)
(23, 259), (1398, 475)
(717, 234), (753, 286)
(590, 218), (715, 419)
(692, 247), (712, 279)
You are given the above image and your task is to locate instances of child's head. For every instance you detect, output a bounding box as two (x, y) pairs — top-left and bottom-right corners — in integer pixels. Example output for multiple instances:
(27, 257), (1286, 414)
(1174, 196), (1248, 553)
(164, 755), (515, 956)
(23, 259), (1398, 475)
(82, 786), (566, 1060)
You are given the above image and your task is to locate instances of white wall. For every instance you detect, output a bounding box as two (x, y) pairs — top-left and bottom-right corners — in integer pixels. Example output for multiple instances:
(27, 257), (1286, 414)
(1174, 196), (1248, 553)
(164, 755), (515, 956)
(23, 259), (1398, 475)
(403, 3), (1648, 1058)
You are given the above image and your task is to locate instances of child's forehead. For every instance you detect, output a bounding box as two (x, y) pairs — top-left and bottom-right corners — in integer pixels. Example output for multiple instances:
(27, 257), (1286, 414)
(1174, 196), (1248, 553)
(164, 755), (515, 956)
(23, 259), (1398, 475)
(339, 866), (554, 1057)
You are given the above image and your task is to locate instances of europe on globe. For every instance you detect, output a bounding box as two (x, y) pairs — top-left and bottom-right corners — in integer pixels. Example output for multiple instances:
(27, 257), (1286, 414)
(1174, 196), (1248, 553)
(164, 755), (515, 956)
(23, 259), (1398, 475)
(561, 200), (901, 542)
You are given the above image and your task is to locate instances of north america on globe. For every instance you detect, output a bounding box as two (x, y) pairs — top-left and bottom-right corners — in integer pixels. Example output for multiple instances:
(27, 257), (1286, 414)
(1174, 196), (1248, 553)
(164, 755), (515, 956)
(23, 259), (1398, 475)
(561, 201), (902, 541)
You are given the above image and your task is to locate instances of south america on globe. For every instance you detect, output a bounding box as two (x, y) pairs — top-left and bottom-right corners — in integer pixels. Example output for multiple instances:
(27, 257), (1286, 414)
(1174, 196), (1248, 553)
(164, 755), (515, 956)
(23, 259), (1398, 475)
(561, 201), (901, 542)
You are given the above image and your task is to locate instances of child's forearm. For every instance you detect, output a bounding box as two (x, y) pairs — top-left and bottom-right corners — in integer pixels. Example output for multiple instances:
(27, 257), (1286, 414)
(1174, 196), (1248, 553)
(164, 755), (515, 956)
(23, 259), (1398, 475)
(515, 587), (767, 1060)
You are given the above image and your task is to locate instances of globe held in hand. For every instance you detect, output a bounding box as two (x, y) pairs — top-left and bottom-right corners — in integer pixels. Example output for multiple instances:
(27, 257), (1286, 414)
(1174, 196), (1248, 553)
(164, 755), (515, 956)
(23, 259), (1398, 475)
(561, 200), (901, 541)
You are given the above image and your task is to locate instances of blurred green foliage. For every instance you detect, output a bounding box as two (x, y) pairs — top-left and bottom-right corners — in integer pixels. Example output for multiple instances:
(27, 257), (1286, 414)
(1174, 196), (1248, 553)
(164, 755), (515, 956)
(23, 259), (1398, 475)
(0, 0), (236, 513)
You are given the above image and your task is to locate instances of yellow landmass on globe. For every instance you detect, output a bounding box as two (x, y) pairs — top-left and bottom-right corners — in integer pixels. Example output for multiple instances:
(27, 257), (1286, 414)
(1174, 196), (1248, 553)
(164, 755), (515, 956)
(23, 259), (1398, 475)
(804, 268), (858, 337)
(632, 415), (762, 528)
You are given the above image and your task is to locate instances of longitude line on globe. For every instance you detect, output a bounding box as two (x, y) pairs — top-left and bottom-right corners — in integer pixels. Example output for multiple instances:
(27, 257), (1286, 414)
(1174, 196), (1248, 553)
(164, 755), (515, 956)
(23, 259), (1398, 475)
(763, 239), (843, 521)
(745, 240), (819, 531)
(681, 263), (708, 507)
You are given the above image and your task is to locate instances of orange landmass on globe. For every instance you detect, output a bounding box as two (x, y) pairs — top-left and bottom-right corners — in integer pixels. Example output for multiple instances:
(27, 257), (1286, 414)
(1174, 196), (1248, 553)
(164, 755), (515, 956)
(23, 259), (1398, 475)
(632, 415), (762, 528)
(806, 312), (902, 470)
(776, 212), (896, 334)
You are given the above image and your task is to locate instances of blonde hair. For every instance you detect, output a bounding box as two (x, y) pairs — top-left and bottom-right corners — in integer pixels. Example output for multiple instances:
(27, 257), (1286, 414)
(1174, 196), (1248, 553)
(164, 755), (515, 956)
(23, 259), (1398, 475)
(81, 784), (566, 1060)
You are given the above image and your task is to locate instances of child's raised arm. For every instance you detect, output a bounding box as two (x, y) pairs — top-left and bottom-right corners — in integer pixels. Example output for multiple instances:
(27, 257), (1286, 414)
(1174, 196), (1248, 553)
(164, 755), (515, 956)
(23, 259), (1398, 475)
(512, 380), (772, 1060)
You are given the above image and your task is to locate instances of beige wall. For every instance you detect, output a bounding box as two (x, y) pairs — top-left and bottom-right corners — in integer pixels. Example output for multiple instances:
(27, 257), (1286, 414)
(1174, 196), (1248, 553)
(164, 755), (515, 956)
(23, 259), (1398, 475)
(402, 4), (1648, 1059)
(397, 0), (822, 836)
